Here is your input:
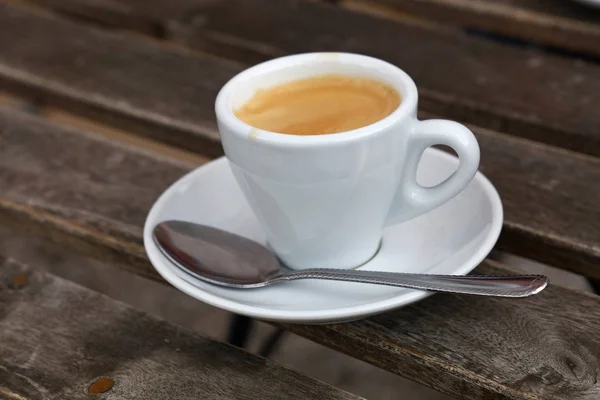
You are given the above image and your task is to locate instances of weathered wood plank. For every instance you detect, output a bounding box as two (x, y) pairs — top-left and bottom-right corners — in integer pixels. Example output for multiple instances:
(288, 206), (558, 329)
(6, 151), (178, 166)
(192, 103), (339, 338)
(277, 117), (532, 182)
(2, 3), (600, 275)
(2, 110), (600, 399)
(0, 2), (232, 158)
(0, 107), (198, 281)
(467, 123), (600, 280)
(0, 257), (362, 400)
(13, 0), (600, 158)
(364, 0), (600, 57)
(2, 32), (600, 279)
(290, 262), (600, 400)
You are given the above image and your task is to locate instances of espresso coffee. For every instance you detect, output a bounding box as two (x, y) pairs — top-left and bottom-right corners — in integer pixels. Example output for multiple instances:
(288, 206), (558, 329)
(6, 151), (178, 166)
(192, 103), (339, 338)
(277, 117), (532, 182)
(234, 74), (401, 135)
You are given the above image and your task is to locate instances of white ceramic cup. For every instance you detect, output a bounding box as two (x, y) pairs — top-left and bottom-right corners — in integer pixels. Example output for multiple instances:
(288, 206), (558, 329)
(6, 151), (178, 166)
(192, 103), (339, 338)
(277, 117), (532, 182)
(216, 53), (480, 270)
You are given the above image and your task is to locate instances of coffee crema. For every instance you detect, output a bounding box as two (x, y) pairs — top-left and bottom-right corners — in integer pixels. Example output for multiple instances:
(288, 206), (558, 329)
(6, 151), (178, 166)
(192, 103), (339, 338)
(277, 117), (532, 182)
(234, 74), (401, 135)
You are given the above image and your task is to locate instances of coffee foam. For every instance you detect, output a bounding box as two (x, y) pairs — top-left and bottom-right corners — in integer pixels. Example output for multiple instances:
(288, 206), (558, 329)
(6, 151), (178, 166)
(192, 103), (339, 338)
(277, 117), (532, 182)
(234, 74), (401, 135)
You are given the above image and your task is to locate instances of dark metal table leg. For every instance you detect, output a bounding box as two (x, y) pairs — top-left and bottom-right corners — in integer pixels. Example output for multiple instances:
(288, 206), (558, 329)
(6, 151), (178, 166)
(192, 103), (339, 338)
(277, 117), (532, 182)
(588, 279), (600, 295)
(227, 315), (254, 348)
(259, 328), (286, 357)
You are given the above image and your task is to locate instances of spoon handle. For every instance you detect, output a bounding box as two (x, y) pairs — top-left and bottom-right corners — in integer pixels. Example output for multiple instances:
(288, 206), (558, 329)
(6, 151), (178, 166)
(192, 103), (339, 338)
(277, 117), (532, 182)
(281, 269), (548, 297)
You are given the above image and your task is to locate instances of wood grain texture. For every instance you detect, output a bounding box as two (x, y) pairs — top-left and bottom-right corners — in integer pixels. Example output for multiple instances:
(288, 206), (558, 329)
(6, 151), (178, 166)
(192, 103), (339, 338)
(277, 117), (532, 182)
(0, 2), (233, 158)
(284, 260), (600, 400)
(2, 3), (600, 276)
(466, 122), (600, 280)
(1, 112), (600, 399)
(2, 51), (600, 281)
(0, 107), (197, 281)
(365, 0), (600, 57)
(13, 0), (600, 158)
(0, 257), (362, 400)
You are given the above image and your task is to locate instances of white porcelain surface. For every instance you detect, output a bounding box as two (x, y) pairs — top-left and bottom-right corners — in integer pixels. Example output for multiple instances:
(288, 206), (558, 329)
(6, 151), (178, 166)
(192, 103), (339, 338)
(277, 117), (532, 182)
(143, 152), (503, 324)
(216, 53), (480, 270)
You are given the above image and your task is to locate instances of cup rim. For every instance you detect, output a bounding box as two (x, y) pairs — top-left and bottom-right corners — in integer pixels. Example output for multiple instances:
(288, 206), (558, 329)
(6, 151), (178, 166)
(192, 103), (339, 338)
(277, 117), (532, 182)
(215, 52), (418, 147)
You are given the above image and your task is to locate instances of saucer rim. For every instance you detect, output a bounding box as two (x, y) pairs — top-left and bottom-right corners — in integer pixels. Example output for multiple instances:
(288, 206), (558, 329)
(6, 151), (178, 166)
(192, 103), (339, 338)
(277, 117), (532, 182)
(143, 151), (503, 323)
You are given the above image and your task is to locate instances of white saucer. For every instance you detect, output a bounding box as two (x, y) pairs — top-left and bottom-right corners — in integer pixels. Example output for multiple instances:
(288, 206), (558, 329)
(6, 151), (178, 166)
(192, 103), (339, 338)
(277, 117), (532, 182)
(144, 150), (503, 324)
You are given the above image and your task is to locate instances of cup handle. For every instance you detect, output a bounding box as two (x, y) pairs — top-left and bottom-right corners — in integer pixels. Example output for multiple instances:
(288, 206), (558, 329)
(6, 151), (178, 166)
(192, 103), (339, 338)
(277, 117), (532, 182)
(386, 119), (480, 225)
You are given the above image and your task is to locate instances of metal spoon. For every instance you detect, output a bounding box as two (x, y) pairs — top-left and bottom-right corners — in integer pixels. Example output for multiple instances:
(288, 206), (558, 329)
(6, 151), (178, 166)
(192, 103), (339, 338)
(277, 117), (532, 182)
(153, 220), (548, 297)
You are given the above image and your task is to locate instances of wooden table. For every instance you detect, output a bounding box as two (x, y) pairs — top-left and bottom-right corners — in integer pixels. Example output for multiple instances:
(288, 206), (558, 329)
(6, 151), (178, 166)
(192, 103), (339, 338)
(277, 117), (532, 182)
(1, 0), (600, 398)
